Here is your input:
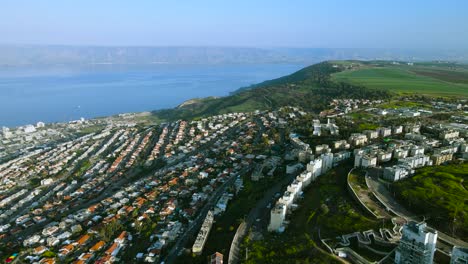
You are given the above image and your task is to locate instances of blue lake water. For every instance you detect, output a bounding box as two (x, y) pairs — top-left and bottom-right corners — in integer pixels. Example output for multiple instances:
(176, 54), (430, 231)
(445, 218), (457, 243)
(0, 63), (304, 127)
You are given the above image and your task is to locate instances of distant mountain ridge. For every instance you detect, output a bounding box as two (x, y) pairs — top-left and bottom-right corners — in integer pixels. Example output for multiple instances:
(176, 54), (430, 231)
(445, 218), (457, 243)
(1, 45), (468, 66)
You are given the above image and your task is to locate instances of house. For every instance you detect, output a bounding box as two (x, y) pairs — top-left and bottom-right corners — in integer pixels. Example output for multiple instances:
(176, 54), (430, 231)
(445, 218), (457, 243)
(34, 245), (48, 255)
(59, 244), (75, 257)
(75, 234), (91, 246)
(90, 241), (106, 252)
(105, 242), (121, 256)
(114, 231), (127, 244)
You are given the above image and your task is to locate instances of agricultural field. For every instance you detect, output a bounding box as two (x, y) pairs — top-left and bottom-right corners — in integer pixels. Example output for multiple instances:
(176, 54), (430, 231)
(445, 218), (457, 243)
(332, 62), (468, 97)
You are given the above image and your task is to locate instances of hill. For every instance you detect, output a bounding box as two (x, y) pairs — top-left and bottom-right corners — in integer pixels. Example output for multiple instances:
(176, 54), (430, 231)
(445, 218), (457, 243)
(331, 61), (468, 97)
(392, 163), (468, 240)
(153, 61), (391, 121)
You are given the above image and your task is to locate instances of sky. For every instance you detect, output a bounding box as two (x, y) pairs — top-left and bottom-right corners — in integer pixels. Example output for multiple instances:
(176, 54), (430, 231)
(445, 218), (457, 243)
(1, 0), (467, 49)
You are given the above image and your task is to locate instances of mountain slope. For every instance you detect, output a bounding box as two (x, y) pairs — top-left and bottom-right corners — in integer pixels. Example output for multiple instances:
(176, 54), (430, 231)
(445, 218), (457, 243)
(153, 61), (391, 121)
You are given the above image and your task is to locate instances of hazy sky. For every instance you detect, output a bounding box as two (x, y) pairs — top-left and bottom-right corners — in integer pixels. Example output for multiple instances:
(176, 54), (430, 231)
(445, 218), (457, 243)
(1, 0), (467, 48)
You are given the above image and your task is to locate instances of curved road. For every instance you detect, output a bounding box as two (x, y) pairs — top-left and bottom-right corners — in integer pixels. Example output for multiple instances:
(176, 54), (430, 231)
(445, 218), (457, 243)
(366, 174), (468, 250)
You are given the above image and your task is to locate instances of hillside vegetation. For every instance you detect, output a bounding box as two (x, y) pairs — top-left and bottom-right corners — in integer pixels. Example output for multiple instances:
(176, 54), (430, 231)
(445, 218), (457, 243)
(392, 163), (468, 240)
(153, 62), (391, 121)
(332, 61), (468, 97)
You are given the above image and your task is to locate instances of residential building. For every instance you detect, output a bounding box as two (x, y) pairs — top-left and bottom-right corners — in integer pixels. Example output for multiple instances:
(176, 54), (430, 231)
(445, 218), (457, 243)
(431, 153), (453, 166)
(349, 133), (368, 147)
(355, 154), (377, 168)
(383, 165), (412, 182)
(398, 155), (432, 169)
(377, 127), (392, 137)
(440, 130), (459, 140)
(268, 202), (286, 232)
(210, 252), (224, 264)
(451, 247), (468, 264)
(410, 145), (425, 156)
(395, 221), (437, 264)
(364, 130), (379, 140)
(393, 126), (403, 134)
(192, 211), (214, 254)
(333, 140), (350, 150)
(376, 150), (393, 163)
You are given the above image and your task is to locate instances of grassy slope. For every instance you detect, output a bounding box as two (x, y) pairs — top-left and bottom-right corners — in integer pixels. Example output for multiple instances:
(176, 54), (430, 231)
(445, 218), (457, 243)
(332, 62), (468, 97)
(392, 163), (468, 240)
(242, 163), (384, 264)
(153, 62), (391, 121)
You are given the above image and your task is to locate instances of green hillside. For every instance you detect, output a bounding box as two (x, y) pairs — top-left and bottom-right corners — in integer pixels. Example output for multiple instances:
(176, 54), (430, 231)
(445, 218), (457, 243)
(331, 61), (468, 97)
(392, 163), (468, 240)
(153, 62), (391, 121)
(152, 60), (468, 122)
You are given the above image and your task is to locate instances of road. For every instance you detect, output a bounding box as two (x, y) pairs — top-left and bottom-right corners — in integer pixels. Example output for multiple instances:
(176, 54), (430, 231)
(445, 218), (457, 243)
(164, 166), (252, 264)
(366, 174), (468, 250)
(228, 170), (298, 264)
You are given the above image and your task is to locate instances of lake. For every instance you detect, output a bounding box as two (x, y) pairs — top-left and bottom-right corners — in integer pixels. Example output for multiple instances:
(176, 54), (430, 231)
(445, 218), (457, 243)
(0, 63), (304, 127)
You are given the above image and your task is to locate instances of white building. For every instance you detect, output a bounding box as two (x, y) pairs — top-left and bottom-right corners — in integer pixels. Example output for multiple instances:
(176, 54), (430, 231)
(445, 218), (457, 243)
(349, 133), (368, 147)
(393, 126), (403, 134)
(395, 221), (437, 264)
(333, 140), (350, 150)
(404, 124), (421, 134)
(321, 153), (334, 172)
(364, 130), (379, 140)
(451, 246), (468, 264)
(355, 154), (377, 168)
(268, 203), (287, 232)
(383, 165), (412, 182)
(24, 125), (36, 133)
(393, 148), (409, 159)
(410, 145), (425, 156)
(440, 130), (459, 140)
(307, 157), (323, 179)
(192, 211), (214, 254)
(399, 155), (432, 169)
(377, 127), (392, 137)
(377, 150), (393, 163)
(315, 144), (330, 155)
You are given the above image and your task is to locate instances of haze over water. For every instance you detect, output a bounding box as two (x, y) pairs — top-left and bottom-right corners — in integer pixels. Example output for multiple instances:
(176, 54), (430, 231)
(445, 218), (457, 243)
(0, 63), (303, 127)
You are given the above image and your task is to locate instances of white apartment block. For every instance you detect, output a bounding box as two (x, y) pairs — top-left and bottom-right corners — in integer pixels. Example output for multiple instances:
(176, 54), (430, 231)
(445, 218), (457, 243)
(383, 165), (412, 182)
(395, 221), (437, 264)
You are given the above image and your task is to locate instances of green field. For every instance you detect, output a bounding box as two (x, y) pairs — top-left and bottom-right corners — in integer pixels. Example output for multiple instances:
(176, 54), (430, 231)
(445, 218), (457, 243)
(332, 64), (468, 97)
